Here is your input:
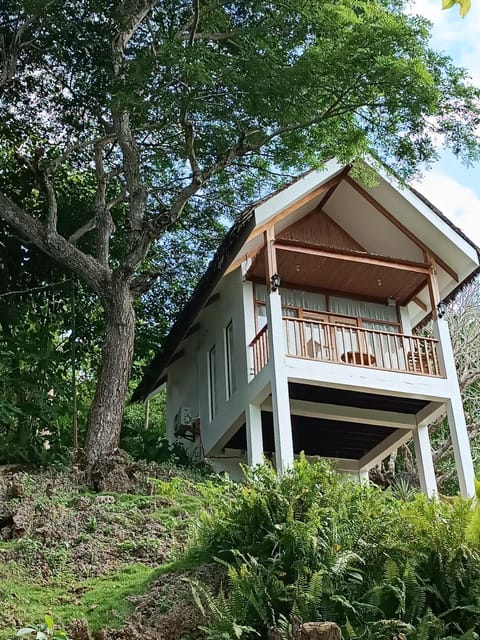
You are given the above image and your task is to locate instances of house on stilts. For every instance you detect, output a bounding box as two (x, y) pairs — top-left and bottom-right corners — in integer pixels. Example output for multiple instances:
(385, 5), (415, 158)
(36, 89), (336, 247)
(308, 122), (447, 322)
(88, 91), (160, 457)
(133, 159), (480, 497)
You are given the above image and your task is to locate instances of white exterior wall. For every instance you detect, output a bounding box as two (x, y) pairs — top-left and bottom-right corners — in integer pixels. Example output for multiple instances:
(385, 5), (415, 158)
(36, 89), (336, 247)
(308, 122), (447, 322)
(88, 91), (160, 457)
(166, 267), (252, 461)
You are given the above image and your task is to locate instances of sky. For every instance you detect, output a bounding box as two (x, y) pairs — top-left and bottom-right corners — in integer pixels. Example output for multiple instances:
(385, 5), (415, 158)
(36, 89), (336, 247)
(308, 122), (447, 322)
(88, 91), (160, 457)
(409, 0), (480, 244)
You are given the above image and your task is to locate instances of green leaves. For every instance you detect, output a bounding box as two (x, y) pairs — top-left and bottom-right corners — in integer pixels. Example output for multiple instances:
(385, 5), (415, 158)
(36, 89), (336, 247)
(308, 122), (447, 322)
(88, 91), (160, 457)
(187, 459), (480, 639)
(442, 0), (472, 17)
(15, 615), (69, 640)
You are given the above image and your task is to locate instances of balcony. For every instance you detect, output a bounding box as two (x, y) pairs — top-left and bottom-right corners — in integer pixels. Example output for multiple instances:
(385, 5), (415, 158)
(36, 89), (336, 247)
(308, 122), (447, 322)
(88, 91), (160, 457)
(250, 317), (442, 378)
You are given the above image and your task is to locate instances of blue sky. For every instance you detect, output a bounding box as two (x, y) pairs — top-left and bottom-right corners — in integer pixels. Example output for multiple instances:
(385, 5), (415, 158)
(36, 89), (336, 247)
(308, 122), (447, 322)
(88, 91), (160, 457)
(409, 0), (480, 244)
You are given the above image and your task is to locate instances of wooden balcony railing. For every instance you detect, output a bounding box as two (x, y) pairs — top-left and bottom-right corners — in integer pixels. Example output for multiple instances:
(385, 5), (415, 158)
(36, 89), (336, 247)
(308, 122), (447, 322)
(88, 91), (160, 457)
(248, 318), (444, 378)
(283, 317), (442, 376)
(250, 324), (269, 376)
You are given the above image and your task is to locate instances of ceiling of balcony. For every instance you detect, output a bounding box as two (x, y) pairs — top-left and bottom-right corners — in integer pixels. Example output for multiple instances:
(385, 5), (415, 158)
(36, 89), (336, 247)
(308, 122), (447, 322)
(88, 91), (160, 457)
(246, 244), (429, 307)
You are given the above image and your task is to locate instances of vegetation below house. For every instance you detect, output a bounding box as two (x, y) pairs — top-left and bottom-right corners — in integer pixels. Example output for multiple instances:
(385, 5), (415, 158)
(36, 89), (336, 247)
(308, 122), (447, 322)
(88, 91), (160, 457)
(3, 458), (480, 639)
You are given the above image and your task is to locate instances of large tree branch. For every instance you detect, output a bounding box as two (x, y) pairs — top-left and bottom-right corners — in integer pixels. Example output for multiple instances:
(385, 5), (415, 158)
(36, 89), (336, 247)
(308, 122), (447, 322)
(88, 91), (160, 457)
(69, 218), (96, 244)
(42, 171), (58, 236)
(188, 0), (200, 46)
(112, 0), (158, 76)
(110, 0), (157, 275)
(0, 11), (40, 91)
(94, 141), (115, 266)
(0, 191), (111, 294)
(113, 110), (147, 235)
(175, 0), (225, 39)
(47, 134), (116, 172)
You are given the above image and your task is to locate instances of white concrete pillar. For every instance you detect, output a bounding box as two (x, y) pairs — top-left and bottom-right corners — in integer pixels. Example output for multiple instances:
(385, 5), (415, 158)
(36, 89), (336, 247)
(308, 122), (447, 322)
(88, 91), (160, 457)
(266, 289), (294, 473)
(358, 469), (370, 485)
(433, 318), (475, 498)
(412, 424), (437, 498)
(445, 396), (475, 498)
(246, 403), (264, 466)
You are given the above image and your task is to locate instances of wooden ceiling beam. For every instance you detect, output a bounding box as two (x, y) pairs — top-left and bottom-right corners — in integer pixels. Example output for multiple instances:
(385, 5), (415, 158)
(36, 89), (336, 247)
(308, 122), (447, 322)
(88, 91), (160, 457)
(225, 169), (350, 277)
(344, 175), (458, 282)
(413, 297), (428, 312)
(407, 279), (430, 305)
(274, 240), (432, 275)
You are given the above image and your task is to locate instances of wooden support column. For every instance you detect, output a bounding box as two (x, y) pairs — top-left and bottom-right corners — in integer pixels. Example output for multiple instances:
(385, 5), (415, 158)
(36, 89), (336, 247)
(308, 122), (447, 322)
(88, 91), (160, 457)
(426, 253), (441, 319)
(264, 228), (277, 282)
(264, 228), (294, 473)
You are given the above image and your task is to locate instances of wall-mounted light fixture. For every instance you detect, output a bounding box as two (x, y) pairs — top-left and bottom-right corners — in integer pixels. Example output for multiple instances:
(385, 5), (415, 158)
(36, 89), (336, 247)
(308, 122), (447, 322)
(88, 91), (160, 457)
(386, 297), (397, 307)
(436, 301), (447, 319)
(270, 273), (281, 292)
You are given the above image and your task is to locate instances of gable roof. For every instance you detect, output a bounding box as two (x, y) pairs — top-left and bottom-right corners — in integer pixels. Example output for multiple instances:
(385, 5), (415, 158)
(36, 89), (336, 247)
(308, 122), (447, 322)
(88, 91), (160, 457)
(132, 163), (480, 402)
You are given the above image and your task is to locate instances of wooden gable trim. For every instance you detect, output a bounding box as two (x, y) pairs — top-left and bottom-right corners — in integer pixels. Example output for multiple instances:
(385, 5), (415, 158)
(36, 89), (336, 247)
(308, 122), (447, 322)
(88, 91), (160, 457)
(344, 175), (459, 282)
(248, 174), (344, 243)
(224, 176), (344, 277)
(320, 209), (367, 251)
(277, 206), (366, 252)
(317, 182), (340, 211)
(408, 279), (430, 305)
(224, 246), (262, 276)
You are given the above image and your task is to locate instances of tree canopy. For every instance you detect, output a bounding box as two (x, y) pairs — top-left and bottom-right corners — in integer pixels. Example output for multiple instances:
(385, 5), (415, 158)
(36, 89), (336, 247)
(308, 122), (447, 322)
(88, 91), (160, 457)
(1, 0), (480, 467)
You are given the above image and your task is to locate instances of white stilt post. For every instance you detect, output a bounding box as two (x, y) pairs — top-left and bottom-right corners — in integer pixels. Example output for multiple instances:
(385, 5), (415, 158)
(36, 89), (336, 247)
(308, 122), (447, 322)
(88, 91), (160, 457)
(434, 317), (475, 498)
(445, 396), (475, 498)
(412, 424), (437, 498)
(358, 469), (369, 485)
(246, 403), (264, 466)
(266, 288), (294, 474)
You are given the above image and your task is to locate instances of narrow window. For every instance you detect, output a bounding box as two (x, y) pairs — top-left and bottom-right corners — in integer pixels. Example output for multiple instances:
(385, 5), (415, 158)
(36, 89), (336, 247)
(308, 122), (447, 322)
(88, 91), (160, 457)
(256, 302), (267, 331)
(208, 346), (217, 420)
(225, 321), (236, 399)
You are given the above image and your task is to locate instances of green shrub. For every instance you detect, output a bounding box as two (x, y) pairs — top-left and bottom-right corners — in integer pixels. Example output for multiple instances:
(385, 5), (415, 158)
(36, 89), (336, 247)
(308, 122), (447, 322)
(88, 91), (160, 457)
(188, 457), (480, 639)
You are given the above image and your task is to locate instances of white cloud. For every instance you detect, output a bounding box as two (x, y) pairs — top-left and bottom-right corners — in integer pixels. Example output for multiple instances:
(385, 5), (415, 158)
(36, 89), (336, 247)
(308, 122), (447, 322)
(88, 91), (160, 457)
(412, 172), (480, 245)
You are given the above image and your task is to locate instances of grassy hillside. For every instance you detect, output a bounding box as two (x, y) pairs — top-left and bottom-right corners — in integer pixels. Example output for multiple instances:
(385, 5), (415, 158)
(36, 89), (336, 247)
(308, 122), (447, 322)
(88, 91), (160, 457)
(0, 464), (214, 639)
(3, 459), (480, 639)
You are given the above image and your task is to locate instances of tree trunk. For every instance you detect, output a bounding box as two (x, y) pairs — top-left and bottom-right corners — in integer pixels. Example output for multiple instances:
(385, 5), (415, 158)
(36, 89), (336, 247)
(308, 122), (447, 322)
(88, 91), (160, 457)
(84, 277), (135, 468)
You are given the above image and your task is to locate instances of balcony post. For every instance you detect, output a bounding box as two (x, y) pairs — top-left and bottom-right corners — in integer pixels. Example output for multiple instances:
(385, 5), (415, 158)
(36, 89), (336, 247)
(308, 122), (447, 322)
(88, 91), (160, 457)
(433, 317), (475, 498)
(412, 423), (437, 498)
(246, 403), (264, 466)
(358, 469), (370, 485)
(266, 288), (294, 473)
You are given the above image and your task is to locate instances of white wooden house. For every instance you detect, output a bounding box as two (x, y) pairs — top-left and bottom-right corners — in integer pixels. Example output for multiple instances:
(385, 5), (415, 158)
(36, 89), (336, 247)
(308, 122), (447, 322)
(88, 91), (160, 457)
(134, 160), (480, 497)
